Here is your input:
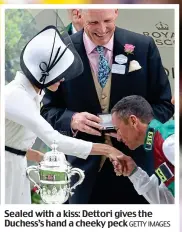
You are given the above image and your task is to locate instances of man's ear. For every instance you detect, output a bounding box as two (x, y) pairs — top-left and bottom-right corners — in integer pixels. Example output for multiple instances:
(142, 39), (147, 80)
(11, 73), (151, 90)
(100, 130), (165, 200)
(129, 115), (137, 127)
(114, 9), (119, 19)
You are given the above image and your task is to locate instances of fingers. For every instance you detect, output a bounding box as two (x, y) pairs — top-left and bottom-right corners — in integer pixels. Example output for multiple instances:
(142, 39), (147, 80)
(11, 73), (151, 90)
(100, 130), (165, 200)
(115, 170), (122, 176)
(111, 152), (136, 177)
(85, 119), (103, 130)
(122, 161), (128, 176)
(82, 124), (101, 136)
(116, 154), (128, 161)
(26, 149), (44, 162)
(116, 158), (128, 176)
(111, 155), (129, 176)
(72, 112), (102, 136)
(85, 113), (101, 123)
(112, 160), (123, 174)
(114, 166), (123, 176)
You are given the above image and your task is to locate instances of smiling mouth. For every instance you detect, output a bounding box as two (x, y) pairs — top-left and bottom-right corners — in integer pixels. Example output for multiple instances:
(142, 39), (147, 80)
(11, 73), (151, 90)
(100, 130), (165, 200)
(94, 32), (109, 38)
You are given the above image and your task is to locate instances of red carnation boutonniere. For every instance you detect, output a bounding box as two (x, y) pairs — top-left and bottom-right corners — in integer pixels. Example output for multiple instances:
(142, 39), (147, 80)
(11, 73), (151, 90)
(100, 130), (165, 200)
(124, 44), (135, 55)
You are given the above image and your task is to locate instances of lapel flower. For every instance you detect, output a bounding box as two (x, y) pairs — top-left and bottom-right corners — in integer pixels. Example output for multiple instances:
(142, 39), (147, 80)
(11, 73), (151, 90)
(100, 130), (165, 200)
(124, 44), (135, 55)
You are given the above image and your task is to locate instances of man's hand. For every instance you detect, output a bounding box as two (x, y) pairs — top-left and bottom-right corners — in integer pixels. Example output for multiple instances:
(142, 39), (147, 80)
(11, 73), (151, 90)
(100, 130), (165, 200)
(71, 112), (103, 136)
(26, 149), (44, 163)
(112, 155), (137, 177)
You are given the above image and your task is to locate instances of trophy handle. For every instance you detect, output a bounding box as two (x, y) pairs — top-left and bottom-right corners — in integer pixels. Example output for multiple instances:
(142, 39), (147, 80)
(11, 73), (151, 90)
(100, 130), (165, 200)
(26, 166), (41, 191)
(69, 168), (85, 194)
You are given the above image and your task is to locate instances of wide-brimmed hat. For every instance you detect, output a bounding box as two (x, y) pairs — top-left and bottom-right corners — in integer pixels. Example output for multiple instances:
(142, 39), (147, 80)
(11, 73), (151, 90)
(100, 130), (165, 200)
(19, 10), (83, 89)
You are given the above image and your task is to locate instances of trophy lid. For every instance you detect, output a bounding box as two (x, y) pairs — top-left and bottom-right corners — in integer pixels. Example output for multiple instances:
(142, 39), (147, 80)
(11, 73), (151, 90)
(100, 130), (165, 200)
(42, 141), (69, 168)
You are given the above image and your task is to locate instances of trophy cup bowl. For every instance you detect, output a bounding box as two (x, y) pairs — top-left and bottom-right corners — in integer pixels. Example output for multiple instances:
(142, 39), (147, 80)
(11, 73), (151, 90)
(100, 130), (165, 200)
(26, 143), (85, 204)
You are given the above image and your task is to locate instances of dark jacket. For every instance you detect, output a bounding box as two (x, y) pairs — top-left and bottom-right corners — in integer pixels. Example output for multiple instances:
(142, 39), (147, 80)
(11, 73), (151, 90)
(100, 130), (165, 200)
(41, 27), (174, 204)
(66, 23), (73, 35)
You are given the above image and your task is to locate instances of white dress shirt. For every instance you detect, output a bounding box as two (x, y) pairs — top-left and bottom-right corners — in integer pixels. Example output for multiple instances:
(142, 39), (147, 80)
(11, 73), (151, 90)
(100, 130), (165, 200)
(5, 71), (92, 204)
(72, 24), (78, 34)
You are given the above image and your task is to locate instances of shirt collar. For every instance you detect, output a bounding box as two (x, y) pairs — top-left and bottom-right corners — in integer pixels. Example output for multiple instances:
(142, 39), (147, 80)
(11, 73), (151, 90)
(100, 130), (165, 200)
(72, 24), (77, 34)
(83, 31), (114, 55)
(14, 71), (44, 102)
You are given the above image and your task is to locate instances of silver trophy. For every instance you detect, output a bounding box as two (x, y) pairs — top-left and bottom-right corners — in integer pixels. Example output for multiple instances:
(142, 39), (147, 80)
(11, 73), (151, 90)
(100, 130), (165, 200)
(26, 142), (85, 204)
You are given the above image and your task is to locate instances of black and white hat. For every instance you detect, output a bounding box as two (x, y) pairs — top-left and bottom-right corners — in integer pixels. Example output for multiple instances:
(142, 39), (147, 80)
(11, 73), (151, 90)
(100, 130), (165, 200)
(19, 10), (83, 89)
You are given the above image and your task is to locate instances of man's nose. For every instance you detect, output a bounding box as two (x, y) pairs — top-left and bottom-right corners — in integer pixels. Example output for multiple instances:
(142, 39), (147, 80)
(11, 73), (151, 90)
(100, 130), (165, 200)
(98, 22), (106, 34)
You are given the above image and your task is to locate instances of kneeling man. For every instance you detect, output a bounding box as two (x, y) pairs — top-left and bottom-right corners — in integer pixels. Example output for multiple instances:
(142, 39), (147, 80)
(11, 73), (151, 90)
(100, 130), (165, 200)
(110, 95), (174, 204)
